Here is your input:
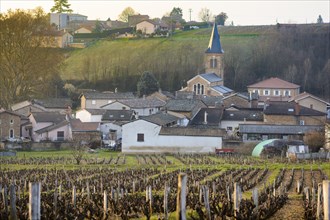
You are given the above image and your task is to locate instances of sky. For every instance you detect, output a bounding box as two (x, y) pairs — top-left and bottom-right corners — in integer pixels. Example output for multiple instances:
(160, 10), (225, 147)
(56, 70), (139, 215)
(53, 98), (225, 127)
(0, 0), (329, 25)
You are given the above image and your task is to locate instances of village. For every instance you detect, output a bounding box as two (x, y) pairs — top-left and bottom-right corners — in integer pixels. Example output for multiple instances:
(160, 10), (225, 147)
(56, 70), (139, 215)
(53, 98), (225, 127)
(1, 17), (329, 158)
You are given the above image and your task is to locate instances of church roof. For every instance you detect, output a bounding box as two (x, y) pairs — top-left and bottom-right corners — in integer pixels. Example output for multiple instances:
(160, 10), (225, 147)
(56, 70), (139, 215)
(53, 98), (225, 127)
(205, 22), (224, 54)
(200, 73), (222, 83)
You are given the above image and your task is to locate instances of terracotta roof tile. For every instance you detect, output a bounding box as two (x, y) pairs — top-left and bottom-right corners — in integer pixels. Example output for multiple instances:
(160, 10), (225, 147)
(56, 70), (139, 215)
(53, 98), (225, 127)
(247, 77), (300, 89)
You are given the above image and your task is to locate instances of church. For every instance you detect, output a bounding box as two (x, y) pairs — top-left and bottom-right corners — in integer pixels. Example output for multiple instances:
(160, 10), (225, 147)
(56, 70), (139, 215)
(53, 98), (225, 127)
(180, 22), (233, 96)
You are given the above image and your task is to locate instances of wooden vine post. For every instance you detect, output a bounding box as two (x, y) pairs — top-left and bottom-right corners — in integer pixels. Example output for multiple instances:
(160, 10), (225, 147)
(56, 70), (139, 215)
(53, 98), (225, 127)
(234, 182), (242, 218)
(323, 180), (330, 220)
(10, 184), (17, 220)
(164, 183), (170, 220)
(176, 173), (187, 220)
(29, 182), (41, 220)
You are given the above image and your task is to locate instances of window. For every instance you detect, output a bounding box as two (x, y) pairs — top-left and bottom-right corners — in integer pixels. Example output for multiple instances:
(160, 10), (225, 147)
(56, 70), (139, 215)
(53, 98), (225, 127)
(310, 104), (313, 109)
(227, 127), (233, 131)
(284, 90), (291, 96)
(193, 84), (197, 93)
(299, 120), (305, 125)
(122, 107), (126, 110)
(137, 133), (144, 142)
(57, 131), (64, 141)
(263, 90), (270, 96)
(10, 119), (14, 124)
(274, 90), (280, 96)
(92, 100), (96, 105)
(253, 89), (259, 95)
(9, 129), (14, 138)
(201, 85), (204, 95)
(210, 57), (217, 68)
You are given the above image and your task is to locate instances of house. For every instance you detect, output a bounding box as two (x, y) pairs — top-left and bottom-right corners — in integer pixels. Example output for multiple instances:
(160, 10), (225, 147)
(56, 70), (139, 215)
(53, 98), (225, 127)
(29, 112), (71, 142)
(136, 19), (159, 34)
(80, 91), (135, 109)
(70, 119), (101, 143)
(164, 99), (207, 120)
(32, 98), (72, 114)
(122, 112), (225, 153)
(50, 13), (87, 29)
(11, 101), (46, 117)
(106, 20), (128, 29)
(222, 93), (258, 108)
(181, 22), (233, 96)
(220, 108), (264, 136)
(189, 107), (224, 128)
(100, 109), (135, 142)
(42, 30), (73, 48)
(128, 14), (149, 27)
(289, 92), (330, 116)
(100, 97), (165, 116)
(247, 77), (300, 106)
(263, 101), (326, 126)
(0, 110), (23, 141)
(75, 109), (107, 122)
(74, 26), (93, 34)
(148, 90), (175, 102)
(238, 102), (326, 141)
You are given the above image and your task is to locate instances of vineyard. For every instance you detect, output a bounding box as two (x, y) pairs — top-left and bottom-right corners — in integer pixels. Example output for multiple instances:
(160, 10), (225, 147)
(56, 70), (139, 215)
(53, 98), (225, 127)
(0, 152), (329, 219)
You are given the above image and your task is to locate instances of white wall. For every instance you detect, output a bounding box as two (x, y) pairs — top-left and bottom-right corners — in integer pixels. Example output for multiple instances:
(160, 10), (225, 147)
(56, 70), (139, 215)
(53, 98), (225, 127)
(76, 109), (91, 122)
(122, 120), (222, 153)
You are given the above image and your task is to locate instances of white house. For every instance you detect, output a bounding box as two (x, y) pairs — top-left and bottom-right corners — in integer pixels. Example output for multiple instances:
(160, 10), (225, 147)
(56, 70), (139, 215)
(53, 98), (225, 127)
(75, 109), (107, 122)
(101, 97), (165, 116)
(122, 112), (225, 153)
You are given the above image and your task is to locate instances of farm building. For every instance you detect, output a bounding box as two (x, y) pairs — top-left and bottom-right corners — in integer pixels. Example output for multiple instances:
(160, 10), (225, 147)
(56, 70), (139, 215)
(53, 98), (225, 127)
(122, 112), (225, 153)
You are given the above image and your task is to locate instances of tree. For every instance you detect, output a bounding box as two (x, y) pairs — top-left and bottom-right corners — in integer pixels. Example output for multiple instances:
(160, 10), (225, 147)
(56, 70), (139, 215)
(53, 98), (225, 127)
(303, 130), (325, 152)
(198, 8), (212, 22)
(71, 138), (88, 165)
(50, 0), (73, 13)
(215, 12), (228, 25)
(0, 8), (63, 109)
(170, 7), (185, 24)
(93, 20), (102, 33)
(118, 7), (135, 22)
(137, 71), (159, 97)
(317, 15), (323, 24)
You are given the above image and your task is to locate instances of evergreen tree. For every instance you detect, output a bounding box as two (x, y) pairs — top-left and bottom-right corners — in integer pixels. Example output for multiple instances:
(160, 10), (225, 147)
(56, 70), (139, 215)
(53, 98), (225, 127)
(50, 0), (73, 13)
(215, 12), (228, 26)
(137, 71), (159, 97)
(317, 15), (323, 24)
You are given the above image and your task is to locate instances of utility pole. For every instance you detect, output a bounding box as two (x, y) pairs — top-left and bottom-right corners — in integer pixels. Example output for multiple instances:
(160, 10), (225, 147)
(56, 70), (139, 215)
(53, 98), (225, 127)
(188, 9), (192, 22)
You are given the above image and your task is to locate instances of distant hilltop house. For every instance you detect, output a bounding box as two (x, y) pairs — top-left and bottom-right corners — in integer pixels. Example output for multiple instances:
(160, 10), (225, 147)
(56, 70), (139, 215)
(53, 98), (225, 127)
(128, 14), (149, 27)
(181, 22), (233, 96)
(40, 30), (73, 48)
(136, 19), (169, 35)
(50, 13), (87, 30)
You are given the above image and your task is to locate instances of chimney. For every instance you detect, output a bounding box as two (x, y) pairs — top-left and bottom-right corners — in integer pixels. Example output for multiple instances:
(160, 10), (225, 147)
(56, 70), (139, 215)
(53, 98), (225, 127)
(294, 102), (301, 115)
(203, 111), (208, 124)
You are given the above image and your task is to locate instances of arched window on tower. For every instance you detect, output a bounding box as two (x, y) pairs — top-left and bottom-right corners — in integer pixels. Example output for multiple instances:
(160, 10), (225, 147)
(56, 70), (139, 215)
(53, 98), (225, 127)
(194, 84), (197, 93)
(201, 85), (204, 94)
(197, 84), (201, 94)
(210, 56), (217, 68)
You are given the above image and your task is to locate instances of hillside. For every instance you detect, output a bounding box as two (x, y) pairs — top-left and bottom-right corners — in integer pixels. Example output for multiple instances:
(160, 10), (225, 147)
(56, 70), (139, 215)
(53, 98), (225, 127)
(61, 23), (330, 99)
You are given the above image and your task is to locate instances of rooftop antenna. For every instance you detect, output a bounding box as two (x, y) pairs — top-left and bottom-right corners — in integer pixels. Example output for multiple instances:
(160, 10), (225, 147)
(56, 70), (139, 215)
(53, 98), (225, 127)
(189, 9), (192, 22)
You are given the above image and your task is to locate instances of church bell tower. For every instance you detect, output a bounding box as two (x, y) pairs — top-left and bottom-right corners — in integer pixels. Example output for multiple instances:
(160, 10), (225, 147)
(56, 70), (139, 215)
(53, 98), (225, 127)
(204, 22), (224, 80)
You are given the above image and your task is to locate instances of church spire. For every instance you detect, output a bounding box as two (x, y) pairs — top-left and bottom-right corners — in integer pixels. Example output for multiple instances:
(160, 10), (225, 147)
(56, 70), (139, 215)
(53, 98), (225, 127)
(205, 22), (224, 54)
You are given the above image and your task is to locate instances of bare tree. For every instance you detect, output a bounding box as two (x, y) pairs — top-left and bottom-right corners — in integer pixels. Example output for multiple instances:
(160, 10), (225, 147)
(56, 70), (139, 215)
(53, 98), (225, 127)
(71, 137), (88, 165)
(0, 8), (62, 109)
(198, 8), (212, 23)
(118, 7), (136, 22)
